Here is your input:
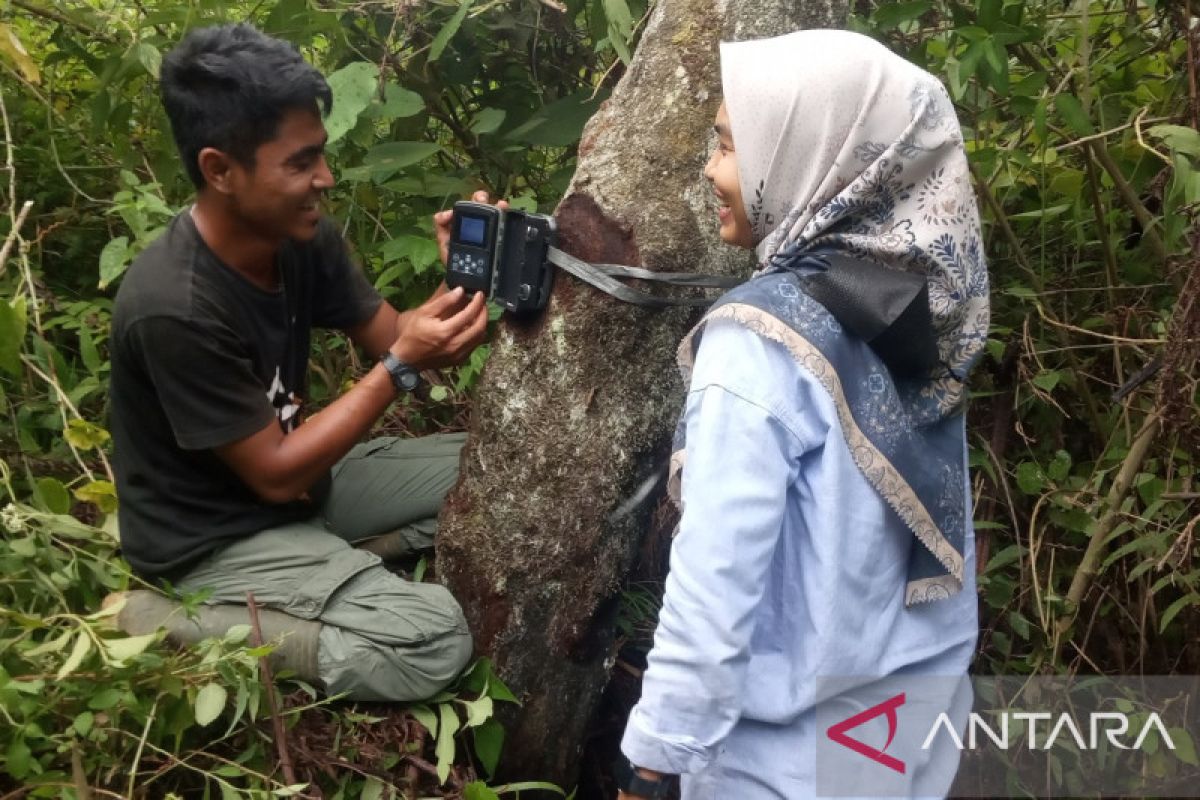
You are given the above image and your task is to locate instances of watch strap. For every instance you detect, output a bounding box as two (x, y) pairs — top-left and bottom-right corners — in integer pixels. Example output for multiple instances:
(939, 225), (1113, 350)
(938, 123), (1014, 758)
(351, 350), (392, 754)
(614, 755), (672, 799)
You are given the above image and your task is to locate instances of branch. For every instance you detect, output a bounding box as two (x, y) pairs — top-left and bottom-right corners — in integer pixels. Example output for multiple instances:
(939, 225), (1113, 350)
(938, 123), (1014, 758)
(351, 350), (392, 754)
(8, 0), (110, 42)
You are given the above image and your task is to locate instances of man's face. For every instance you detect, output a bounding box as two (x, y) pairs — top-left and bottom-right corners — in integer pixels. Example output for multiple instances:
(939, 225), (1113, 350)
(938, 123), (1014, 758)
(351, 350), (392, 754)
(224, 106), (333, 242)
(703, 102), (754, 249)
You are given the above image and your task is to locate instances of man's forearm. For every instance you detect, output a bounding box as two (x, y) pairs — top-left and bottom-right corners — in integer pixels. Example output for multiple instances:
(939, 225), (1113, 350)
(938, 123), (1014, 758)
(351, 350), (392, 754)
(221, 364), (398, 504)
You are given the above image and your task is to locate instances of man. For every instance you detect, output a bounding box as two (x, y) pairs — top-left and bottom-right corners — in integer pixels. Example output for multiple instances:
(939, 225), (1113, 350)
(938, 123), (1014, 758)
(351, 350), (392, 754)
(108, 23), (492, 702)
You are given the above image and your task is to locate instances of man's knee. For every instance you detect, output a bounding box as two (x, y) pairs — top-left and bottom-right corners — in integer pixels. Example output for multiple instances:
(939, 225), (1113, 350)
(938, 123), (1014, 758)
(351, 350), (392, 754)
(319, 623), (473, 702)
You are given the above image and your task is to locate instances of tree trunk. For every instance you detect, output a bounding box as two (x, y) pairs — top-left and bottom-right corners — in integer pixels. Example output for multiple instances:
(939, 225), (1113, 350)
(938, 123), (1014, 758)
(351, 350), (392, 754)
(436, 0), (849, 786)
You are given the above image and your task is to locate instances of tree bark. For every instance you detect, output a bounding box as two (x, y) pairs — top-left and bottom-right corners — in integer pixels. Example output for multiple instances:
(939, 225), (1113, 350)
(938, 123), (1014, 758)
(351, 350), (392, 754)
(436, 0), (849, 786)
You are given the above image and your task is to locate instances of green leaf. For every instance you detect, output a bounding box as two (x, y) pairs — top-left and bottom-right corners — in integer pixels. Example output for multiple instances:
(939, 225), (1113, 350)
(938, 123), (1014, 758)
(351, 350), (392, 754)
(360, 778), (384, 800)
(74, 479), (118, 514)
(73, 710), (94, 736)
(1159, 592), (1200, 633)
(65, 419), (111, 450)
(324, 62), (379, 144)
(5, 737), (32, 780)
(0, 23), (39, 84)
(506, 90), (606, 147)
(1171, 728), (1199, 766)
(410, 704), (438, 738)
(375, 83), (424, 119)
(195, 682), (228, 726)
(435, 702), (461, 784)
(1148, 124), (1200, 161)
(88, 688), (121, 710)
(430, 0), (476, 62)
(1015, 462), (1046, 495)
(136, 42), (161, 78)
(78, 325), (101, 375)
(873, 1), (931, 29)
(57, 629), (93, 679)
(1031, 370), (1061, 392)
(98, 236), (130, 289)
(462, 694), (493, 728)
(36, 477), (71, 515)
(223, 624), (251, 645)
(1054, 95), (1094, 137)
(342, 142), (442, 183)
(486, 671), (518, 703)
(1047, 450), (1072, 482)
(473, 717), (504, 777)
(0, 296), (27, 376)
(26, 628), (73, 657)
(429, 385), (449, 402)
(380, 235), (440, 270)
(470, 108), (506, 135)
(464, 782), (501, 800)
(102, 632), (157, 662)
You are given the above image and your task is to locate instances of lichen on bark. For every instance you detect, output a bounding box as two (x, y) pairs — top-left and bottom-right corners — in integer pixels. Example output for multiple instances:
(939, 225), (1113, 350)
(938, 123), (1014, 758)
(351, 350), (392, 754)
(435, 0), (849, 785)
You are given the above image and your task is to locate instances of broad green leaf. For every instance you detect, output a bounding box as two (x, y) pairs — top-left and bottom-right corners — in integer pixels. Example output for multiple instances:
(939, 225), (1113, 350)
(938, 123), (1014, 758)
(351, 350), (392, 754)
(435, 702), (461, 784)
(74, 479), (118, 514)
(5, 738), (32, 780)
(0, 297), (27, 376)
(360, 778), (384, 800)
(462, 694), (493, 727)
(375, 83), (423, 119)
(88, 688), (121, 710)
(98, 236), (130, 289)
(601, 0), (633, 38)
(473, 717), (504, 777)
(1148, 125), (1200, 161)
(324, 62), (379, 144)
(136, 42), (161, 78)
(223, 624), (251, 644)
(1014, 462), (1046, 495)
(409, 704), (438, 738)
(429, 385), (449, 402)
(464, 782), (501, 800)
(1054, 95), (1094, 137)
(342, 142), (442, 183)
(195, 682), (228, 726)
(74, 710), (94, 736)
(873, 1), (931, 29)
(486, 671), (518, 703)
(65, 419), (111, 450)
(57, 629), (93, 679)
(380, 235), (440, 270)
(470, 108), (506, 135)
(1171, 728), (1199, 766)
(36, 477), (71, 515)
(506, 90), (607, 147)
(430, 0), (476, 62)
(102, 632), (157, 662)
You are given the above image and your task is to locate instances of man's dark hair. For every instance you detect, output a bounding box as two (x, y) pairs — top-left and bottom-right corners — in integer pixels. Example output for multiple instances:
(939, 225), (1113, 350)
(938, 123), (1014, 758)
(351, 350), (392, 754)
(160, 23), (333, 188)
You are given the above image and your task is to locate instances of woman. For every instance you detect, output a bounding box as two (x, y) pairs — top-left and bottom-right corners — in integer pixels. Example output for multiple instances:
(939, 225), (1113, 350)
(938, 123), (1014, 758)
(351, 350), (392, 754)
(616, 29), (990, 800)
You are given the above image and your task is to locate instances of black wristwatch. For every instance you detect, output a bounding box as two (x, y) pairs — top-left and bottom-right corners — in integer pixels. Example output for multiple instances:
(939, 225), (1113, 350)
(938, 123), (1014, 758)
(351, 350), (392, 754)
(380, 352), (421, 394)
(614, 755), (672, 799)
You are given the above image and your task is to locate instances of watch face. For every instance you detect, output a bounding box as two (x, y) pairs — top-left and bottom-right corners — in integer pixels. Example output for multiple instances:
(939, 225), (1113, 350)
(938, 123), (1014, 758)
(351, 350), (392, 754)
(399, 370), (420, 391)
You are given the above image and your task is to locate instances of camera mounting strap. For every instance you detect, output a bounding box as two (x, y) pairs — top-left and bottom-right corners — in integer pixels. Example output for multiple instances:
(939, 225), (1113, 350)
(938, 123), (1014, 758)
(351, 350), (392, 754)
(546, 247), (741, 308)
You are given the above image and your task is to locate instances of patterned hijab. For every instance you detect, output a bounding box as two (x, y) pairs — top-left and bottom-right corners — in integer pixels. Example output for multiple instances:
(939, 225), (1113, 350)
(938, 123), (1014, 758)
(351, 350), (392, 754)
(720, 29), (989, 416)
(669, 30), (990, 605)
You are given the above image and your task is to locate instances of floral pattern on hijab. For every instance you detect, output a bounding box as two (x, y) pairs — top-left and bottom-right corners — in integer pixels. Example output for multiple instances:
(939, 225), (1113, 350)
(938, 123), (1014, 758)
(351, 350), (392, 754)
(719, 29), (989, 416)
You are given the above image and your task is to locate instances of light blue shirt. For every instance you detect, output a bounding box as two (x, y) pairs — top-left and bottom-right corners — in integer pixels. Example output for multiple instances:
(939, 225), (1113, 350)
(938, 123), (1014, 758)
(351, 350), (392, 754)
(620, 319), (979, 796)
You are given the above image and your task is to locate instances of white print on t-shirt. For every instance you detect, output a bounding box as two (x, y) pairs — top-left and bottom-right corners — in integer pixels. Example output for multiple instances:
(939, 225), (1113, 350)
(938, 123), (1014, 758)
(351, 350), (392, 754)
(266, 366), (301, 434)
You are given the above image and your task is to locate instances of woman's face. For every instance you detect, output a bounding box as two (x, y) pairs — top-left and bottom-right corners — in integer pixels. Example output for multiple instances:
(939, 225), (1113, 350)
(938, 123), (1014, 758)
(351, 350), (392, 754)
(703, 102), (754, 249)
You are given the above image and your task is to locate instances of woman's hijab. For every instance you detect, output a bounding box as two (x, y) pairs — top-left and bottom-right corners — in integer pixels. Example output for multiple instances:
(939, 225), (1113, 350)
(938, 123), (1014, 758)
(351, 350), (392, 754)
(720, 29), (989, 416)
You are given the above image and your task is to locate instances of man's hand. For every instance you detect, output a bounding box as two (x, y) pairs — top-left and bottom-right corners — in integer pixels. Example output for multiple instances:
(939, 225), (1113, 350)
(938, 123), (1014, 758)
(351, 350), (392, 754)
(390, 285), (487, 370)
(434, 189), (509, 266)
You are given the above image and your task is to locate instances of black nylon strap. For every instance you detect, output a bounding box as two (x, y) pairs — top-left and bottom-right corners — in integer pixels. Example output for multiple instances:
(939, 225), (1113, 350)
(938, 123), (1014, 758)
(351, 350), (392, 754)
(547, 247), (739, 308)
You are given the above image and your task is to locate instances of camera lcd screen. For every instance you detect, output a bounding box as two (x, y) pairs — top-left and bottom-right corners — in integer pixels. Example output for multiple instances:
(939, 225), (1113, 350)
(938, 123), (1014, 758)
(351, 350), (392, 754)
(457, 216), (487, 246)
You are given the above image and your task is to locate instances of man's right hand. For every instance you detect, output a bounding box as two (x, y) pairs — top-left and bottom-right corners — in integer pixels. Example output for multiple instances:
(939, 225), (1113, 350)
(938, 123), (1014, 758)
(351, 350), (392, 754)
(389, 285), (488, 370)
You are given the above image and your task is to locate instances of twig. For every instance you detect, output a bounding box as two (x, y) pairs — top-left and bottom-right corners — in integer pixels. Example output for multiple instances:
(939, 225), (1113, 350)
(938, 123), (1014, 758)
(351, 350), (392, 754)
(246, 592), (301, 791)
(8, 0), (109, 40)
(125, 698), (158, 799)
(1053, 115), (1171, 151)
(1089, 140), (1170, 265)
(1054, 411), (1163, 657)
(1133, 107), (1173, 167)
(0, 200), (32, 276)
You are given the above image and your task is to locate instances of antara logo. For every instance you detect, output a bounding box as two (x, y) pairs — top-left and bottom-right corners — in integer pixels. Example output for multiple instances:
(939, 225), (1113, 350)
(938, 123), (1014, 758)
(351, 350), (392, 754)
(826, 692), (908, 774)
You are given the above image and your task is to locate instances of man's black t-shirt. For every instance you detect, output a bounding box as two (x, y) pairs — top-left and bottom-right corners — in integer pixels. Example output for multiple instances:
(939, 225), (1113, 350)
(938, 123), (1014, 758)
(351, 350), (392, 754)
(110, 211), (382, 578)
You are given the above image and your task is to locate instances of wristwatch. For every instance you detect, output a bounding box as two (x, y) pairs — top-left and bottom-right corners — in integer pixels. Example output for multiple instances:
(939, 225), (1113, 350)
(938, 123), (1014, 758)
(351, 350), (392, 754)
(380, 352), (421, 394)
(613, 755), (672, 799)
